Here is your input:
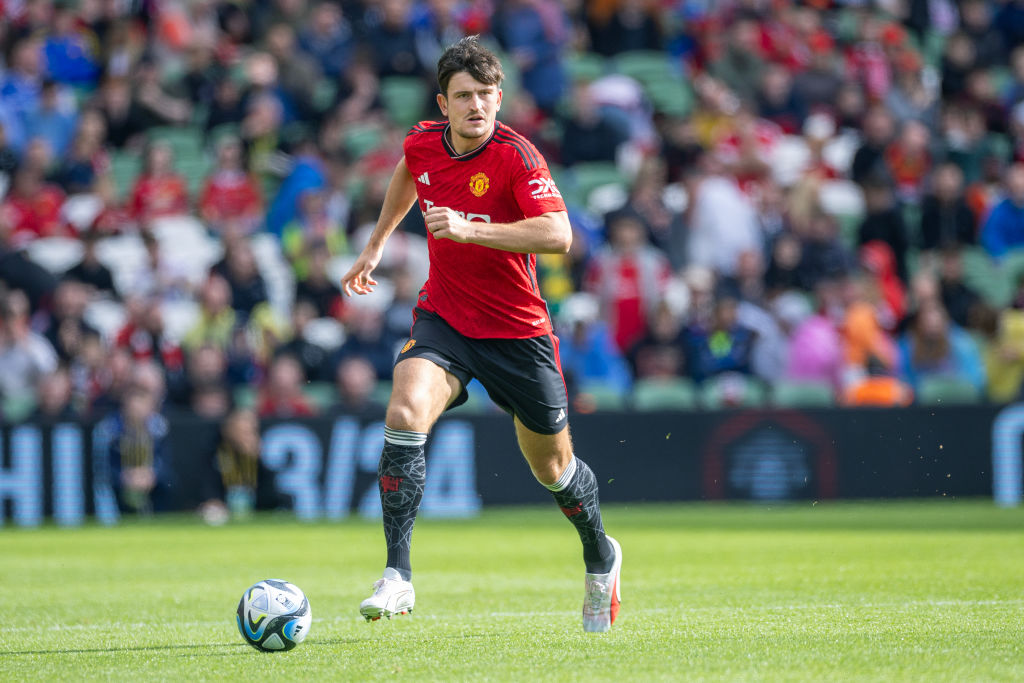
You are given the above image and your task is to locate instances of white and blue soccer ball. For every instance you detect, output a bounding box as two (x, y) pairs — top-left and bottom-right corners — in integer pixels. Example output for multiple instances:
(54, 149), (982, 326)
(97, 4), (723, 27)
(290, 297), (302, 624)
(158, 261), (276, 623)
(236, 579), (312, 652)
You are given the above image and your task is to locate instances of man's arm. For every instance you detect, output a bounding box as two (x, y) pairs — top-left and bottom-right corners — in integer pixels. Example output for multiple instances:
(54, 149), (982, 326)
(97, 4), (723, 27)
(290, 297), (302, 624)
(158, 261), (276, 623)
(423, 207), (572, 254)
(340, 158), (418, 296)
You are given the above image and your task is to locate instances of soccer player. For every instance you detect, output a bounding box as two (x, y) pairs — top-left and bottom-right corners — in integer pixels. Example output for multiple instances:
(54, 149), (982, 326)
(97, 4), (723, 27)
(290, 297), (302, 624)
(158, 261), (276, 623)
(340, 36), (622, 633)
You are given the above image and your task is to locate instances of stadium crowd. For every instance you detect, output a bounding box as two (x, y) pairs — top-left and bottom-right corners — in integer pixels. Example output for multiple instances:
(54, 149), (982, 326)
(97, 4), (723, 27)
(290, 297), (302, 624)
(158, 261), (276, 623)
(5, 0), (1024, 459)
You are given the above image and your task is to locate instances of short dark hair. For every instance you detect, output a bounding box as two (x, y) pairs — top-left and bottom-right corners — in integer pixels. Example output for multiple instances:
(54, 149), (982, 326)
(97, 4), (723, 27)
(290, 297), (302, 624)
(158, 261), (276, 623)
(437, 35), (504, 96)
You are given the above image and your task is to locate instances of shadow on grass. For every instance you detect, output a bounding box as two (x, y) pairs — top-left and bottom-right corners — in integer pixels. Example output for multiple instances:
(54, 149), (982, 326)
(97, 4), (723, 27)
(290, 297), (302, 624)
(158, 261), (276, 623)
(2, 632), (494, 657)
(1, 642), (247, 656)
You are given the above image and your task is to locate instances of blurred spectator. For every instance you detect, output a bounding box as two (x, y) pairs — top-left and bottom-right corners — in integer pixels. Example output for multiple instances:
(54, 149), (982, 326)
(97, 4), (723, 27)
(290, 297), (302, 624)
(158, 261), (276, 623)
(90, 346), (135, 417)
(103, 385), (172, 514)
(937, 248), (982, 330)
(213, 239), (269, 317)
(764, 232), (809, 293)
(0, 290), (58, 400)
(366, 0), (426, 79)
(27, 80), (77, 160)
(841, 357), (914, 407)
(885, 52), (937, 129)
(128, 142), (189, 225)
(797, 214), (856, 290)
(198, 136), (264, 235)
(785, 280), (844, 390)
(64, 231), (117, 296)
(1, 166), (67, 244)
(333, 305), (400, 380)
(708, 17), (764, 106)
(493, 0), (569, 113)
(43, 280), (98, 362)
(793, 32), (843, 114)
(94, 76), (149, 148)
(560, 84), (629, 167)
(920, 163), (977, 253)
(52, 112), (109, 195)
(299, 2), (356, 79)
(265, 23), (323, 120)
(860, 241), (907, 326)
(858, 177), (910, 282)
(33, 367), (78, 421)
(584, 207), (671, 353)
(851, 105), (895, 185)
(0, 37), (46, 145)
(986, 276), (1024, 402)
(131, 59), (192, 128)
(884, 119), (933, 203)
(128, 230), (192, 301)
(258, 353), (316, 418)
(383, 266), (420, 341)
(843, 275), (899, 386)
(898, 299), (986, 393)
(44, 7), (101, 86)
(557, 292), (632, 394)
(277, 299), (330, 382)
(585, 0), (661, 57)
(627, 300), (685, 381)
(170, 343), (229, 410)
(198, 408), (279, 523)
(334, 355), (384, 414)
(756, 63), (806, 135)
(686, 154), (761, 278)
(266, 137), (325, 236)
(204, 78), (246, 141)
(183, 274), (237, 352)
(283, 190), (348, 279)
(113, 296), (185, 377)
(981, 164), (1024, 259)
(960, 0), (1004, 70)
(295, 242), (343, 318)
(683, 296), (755, 384)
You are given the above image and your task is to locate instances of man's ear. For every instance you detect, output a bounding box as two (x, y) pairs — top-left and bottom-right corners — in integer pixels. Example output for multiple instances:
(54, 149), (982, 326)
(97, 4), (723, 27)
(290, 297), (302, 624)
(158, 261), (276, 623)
(496, 88), (502, 112)
(436, 92), (448, 116)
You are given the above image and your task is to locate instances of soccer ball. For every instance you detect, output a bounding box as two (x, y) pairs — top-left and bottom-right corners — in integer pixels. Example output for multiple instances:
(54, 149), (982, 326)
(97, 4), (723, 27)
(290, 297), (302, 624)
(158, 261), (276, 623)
(236, 579), (312, 652)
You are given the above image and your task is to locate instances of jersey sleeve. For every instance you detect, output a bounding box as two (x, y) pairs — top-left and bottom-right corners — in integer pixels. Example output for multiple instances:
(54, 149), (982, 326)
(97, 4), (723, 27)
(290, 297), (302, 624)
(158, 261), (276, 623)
(510, 156), (567, 218)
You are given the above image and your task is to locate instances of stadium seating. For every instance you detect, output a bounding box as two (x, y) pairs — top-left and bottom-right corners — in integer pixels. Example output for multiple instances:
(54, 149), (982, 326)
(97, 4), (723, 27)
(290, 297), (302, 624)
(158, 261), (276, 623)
(303, 382), (337, 411)
(2, 394), (37, 423)
(771, 380), (836, 408)
(380, 77), (429, 128)
(632, 378), (698, 411)
(700, 376), (768, 409)
(569, 161), (629, 211)
(578, 380), (628, 410)
(916, 376), (983, 406)
(565, 52), (607, 84)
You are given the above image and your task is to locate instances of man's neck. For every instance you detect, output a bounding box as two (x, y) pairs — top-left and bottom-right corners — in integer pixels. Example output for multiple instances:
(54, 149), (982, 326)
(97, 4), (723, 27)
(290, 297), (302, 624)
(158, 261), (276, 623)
(446, 124), (493, 156)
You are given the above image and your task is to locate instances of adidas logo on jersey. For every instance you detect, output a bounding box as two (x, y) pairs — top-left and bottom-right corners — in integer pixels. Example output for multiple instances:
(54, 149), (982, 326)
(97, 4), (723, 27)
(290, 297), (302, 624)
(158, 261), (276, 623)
(417, 172), (430, 185)
(557, 408), (566, 422)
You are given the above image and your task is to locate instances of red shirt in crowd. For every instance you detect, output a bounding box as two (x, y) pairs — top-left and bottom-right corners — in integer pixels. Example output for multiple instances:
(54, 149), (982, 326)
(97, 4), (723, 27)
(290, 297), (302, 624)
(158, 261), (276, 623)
(129, 173), (189, 223)
(198, 170), (262, 227)
(0, 184), (67, 244)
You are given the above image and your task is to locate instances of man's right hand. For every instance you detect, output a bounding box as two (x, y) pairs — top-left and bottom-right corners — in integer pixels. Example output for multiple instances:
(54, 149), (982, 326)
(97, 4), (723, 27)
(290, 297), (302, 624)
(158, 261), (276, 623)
(340, 247), (383, 296)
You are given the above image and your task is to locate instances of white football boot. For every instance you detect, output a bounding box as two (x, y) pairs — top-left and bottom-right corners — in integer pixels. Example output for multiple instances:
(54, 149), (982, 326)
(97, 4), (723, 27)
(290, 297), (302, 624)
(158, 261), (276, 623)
(582, 536), (622, 633)
(360, 568), (415, 621)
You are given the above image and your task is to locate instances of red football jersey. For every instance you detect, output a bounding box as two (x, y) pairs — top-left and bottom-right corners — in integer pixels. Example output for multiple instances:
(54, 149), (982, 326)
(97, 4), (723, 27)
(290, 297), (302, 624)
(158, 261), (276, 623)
(403, 120), (567, 339)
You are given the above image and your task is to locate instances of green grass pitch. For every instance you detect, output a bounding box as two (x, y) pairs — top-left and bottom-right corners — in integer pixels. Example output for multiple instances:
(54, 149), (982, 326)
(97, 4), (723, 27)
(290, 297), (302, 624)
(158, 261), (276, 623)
(3, 501), (1023, 681)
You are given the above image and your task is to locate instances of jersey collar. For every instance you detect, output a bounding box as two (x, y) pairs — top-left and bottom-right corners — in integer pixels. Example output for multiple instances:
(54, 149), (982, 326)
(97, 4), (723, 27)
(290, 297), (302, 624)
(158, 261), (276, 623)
(442, 123), (496, 162)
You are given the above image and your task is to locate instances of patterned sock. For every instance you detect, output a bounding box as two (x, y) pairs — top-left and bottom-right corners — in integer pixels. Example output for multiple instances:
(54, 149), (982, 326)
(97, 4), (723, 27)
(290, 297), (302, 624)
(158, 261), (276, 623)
(544, 456), (614, 574)
(379, 427), (427, 581)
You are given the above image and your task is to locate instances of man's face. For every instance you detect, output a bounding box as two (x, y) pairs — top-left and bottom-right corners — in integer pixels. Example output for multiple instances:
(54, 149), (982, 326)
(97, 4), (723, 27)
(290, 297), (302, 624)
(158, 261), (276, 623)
(438, 71), (502, 144)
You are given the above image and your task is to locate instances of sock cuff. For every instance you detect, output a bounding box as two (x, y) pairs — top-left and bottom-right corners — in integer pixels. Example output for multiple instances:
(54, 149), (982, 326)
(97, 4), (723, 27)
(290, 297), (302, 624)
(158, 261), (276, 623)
(543, 455), (578, 492)
(384, 427), (428, 447)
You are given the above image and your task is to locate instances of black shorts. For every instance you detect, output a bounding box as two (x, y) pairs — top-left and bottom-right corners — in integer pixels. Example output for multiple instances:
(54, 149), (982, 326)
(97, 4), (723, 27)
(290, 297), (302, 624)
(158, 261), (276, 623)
(396, 307), (569, 435)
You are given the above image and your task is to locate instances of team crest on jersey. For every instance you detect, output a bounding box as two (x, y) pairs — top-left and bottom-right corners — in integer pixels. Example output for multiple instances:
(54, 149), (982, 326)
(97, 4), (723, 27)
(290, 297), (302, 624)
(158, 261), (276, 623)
(469, 172), (490, 197)
(401, 339), (416, 354)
